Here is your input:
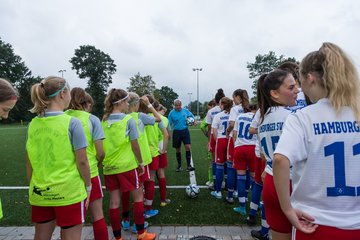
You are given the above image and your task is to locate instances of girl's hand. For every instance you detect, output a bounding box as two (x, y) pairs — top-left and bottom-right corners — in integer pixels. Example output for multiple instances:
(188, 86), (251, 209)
(140, 96), (150, 105)
(285, 208), (318, 234)
(137, 164), (145, 176)
(261, 170), (266, 183)
(85, 186), (92, 210)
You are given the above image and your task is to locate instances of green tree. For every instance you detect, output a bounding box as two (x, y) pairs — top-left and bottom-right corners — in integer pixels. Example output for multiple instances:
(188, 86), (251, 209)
(70, 45), (116, 117)
(247, 51), (297, 101)
(0, 38), (38, 122)
(127, 72), (156, 96)
(153, 86), (178, 114)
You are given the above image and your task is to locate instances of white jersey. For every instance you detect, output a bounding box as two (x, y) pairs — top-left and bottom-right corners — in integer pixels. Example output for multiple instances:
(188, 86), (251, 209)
(211, 111), (230, 139)
(286, 88), (307, 112)
(251, 109), (261, 157)
(234, 112), (256, 147)
(274, 98), (360, 229)
(206, 105), (221, 124)
(206, 105), (221, 134)
(258, 106), (291, 175)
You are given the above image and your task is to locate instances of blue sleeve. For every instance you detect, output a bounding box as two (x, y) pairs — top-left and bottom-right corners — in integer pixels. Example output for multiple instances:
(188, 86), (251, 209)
(127, 118), (139, 141)
(168, 110), (174, 127)
(89, 114), (105, 141)
(69, 118), (88, 150)
(158, 121), (165, 130)
(139, 112), (155, 126)
(185, 108), (194, 118)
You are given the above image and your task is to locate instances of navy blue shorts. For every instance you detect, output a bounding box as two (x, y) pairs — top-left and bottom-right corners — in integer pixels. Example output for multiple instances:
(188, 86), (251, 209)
(172, 129), (191, 148)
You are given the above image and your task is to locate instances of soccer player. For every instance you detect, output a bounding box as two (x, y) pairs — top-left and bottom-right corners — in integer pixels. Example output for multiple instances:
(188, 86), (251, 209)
(0, 78), (18, 220)
(258, 70), (299, 240)
(232, 104), (257, 213)
(168, 99), (196, 172)
(205, 89), (225, 189)
(102, 88), (156, 240)
(66, 88), (108, 240)
(156, 103), (172, 207)
(138, 95), (168, 218)
(225, 89), (250, 203)
(273, 42), (360, 240)
(210, 97), (233, 199)
(26, 76), (91, 240)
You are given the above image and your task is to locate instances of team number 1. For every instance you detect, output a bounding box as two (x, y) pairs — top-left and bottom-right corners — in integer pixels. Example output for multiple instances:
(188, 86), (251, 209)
(325, 142), (360, 197)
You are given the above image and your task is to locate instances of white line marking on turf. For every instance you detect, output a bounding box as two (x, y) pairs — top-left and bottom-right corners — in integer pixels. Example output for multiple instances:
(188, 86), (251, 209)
(0, 185), (210, 190)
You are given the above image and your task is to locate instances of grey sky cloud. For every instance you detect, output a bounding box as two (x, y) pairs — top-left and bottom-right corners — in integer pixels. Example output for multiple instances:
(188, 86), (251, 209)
(1, 0), (360, 106)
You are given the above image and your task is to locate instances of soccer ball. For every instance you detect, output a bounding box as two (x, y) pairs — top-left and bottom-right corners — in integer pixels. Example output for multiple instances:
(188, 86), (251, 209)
(186, 116), (195, 126)
(186, 184), (200, 198)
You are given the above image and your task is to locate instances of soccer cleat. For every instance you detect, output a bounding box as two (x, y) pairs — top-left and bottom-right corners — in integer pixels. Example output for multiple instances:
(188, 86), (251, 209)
(233, 206), (247, 216)
(186, 166), (195, 172)
(210, 191), (222, 199)
(246, 215), (257, 226)
(205, 181), (212, 186)
(131, 221), (149, 233)
(160, 198), (171, 207)
(144, 209), (159, 219)
(137, 231), (156, 240)
(251, 230), (269, 240)
(225, 196), (234, 204)
(121, 220), (130, 230)
(176, 166), (183, 172)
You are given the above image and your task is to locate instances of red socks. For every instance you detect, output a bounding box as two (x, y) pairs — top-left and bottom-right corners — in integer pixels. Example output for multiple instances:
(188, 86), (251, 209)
(93, 218), (109, 240)
(158, 177), (167, 202)
(144, 180), (155, 210)
(121, 191), (130, 221)
(133, 201), (145, 235)
(109, 208), (121, 238)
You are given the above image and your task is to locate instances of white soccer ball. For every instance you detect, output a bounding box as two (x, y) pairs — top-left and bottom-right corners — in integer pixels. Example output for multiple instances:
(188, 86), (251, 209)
(186, 184), (200, 198)
(186, 116), (195, 126)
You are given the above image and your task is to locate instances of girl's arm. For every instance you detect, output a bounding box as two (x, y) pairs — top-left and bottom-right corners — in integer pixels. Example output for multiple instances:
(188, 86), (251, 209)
(273, 153), (317, 233)
(94, 140), (105, 164)
(75, 147), (91, 209)
(161, 128), (169, 153)
(141, 96), (161, 122)
(25, 151), (32, 183)
(131, 139), (144, 175)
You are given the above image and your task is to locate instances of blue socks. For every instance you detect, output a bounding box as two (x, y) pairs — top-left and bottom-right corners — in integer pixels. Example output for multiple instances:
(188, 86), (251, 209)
(260, 202), (269, 237)
(237, 174), (246, 207)
(249, 182), (263, 216)
(215, 164), (224, 192)
(226, 162), (235, 198)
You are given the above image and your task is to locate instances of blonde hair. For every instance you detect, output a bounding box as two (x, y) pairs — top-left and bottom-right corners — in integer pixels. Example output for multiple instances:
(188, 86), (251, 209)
(128, 92), (140, 109)
(0, 78), (18, 102)
(300, 42), (360, 120)
(103, 88), (128, 120)
(30, 76), (68, 115)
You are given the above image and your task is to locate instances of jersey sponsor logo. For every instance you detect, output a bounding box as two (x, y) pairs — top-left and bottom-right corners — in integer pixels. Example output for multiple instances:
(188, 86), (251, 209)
(258, 122), (284, 133)
(313, 121), (360, 135)
(220, 116), (229, 120)
(211, 111), (221, 116)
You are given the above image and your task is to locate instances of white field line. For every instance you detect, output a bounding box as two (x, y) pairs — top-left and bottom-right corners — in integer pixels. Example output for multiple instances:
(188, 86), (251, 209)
(0, 185), (209, 190)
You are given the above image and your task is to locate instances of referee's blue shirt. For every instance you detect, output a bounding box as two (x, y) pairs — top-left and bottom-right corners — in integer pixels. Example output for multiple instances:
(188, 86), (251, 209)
(168, 108), (194, 130)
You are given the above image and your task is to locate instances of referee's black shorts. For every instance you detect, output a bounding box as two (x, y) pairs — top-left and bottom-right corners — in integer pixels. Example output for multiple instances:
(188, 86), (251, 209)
(172, 129), (191, 148)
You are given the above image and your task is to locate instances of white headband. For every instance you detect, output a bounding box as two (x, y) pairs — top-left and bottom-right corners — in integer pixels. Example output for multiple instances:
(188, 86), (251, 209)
(112, 94), (129, 104)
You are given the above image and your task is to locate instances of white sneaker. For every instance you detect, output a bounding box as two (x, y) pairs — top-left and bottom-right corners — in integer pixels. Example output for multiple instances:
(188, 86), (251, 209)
(210, 191), (222, 199)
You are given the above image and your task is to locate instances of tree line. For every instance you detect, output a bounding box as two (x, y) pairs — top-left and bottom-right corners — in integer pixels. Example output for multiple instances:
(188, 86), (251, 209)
(0, 37), (297, 122)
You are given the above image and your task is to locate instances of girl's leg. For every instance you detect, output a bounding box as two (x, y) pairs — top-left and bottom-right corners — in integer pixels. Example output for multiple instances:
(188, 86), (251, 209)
(89, 198), (109, 240)
(34, 220), (56, 240)
(60, 224), (82, 240)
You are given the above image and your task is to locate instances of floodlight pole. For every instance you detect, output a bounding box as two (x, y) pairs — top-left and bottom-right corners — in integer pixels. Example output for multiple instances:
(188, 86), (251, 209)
(58, 69), (66, 78)
(187, 92), (192, 110)
(192, 68), (202, 118)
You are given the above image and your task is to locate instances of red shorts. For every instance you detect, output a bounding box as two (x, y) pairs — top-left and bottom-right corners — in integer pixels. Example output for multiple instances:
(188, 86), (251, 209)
(148, 156), (159, 170)
(138, 165), (150, 183)
(209, 135), (216, 153)
(90, 175), (104, 202)
(104, 169), (140, 192)
(295, 225), (360, 240)
(262, 173), (292, 233)
(159, 153), (168, 168)
(254, 157), (266, 184)
(215, 138), (229, 164)
(32, 201), (85, 227)
(227, 137), (234, 162)
(233, 145), (255, 172)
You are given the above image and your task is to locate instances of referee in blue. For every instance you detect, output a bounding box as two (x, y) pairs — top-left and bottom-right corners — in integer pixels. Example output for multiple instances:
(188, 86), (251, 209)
(168, 99), (196, 172)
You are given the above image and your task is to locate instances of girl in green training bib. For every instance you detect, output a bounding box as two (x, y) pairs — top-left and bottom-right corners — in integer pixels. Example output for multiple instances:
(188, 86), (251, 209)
(0, 78), (18, 220)
(26, 76), (91, 240)
(66, 88), (109, 240)
(102, 88), (156, 240)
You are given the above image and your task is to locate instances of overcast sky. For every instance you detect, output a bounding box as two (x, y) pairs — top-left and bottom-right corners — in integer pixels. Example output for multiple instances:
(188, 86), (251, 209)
(1, 0), (360, 105)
